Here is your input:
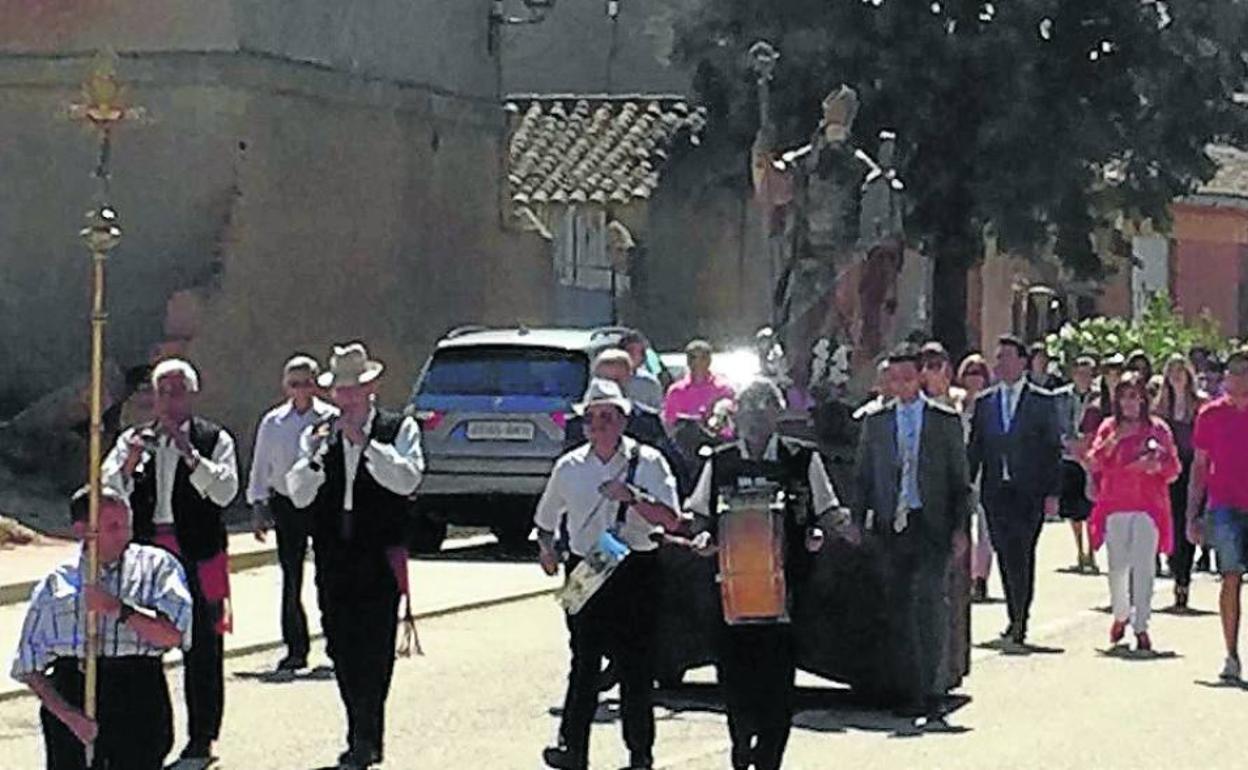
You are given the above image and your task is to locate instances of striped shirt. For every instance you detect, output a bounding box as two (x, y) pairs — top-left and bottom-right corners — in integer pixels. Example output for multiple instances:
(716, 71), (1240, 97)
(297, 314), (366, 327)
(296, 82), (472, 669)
(9, 543), (194, 681)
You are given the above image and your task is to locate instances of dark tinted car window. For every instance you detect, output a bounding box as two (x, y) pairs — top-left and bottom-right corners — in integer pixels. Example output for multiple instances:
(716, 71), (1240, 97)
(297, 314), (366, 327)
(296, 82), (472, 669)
(420, 346), (589, 400)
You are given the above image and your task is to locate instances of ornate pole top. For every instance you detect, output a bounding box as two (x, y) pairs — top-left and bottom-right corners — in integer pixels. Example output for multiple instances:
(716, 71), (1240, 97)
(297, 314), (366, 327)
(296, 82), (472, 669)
(748, 41), (780, 83)
(67, 51), (148, 132)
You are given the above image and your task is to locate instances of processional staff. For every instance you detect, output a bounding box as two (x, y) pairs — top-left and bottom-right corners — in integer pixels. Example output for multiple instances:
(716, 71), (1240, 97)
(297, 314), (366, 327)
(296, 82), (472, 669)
(66, 50), (147, 765)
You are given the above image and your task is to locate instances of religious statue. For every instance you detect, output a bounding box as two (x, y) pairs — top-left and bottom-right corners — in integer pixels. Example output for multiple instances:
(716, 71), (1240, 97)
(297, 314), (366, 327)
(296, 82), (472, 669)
(748, 40), (908, 390)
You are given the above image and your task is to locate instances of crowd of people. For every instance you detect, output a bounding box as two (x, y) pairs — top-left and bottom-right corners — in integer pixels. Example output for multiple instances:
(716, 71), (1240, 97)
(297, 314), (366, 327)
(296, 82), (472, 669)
(914, 339), (1248, 670)
(8, 327), (1248, 770)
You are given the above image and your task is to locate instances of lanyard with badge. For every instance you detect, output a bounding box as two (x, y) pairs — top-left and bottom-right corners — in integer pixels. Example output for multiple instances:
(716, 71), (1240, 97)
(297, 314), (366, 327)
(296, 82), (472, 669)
(557, 449), (642, 615)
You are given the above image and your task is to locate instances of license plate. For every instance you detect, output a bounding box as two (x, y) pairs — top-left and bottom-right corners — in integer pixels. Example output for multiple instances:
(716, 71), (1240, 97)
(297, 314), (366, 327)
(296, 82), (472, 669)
(466, 421), (535, 441)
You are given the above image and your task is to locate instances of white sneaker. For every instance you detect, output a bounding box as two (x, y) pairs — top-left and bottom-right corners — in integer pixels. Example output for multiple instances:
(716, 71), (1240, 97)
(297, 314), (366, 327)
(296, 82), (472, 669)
(1219, 655), (1242, 682)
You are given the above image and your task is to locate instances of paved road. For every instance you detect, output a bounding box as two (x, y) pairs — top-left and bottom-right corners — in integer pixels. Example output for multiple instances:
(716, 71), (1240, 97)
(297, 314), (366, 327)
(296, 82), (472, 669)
(1, 523), (1246, 769)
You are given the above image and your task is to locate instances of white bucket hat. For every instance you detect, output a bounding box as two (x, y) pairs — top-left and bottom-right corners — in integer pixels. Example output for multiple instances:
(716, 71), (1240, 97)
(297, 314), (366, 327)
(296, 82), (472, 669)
(318, 343), (385, 388)
(573, 378), (633, 416)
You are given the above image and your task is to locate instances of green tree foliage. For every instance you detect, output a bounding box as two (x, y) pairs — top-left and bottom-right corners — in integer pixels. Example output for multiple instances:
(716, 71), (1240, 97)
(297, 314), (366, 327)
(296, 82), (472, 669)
(674, 0), (1248, 352)
(1046, 292), (1231, 367)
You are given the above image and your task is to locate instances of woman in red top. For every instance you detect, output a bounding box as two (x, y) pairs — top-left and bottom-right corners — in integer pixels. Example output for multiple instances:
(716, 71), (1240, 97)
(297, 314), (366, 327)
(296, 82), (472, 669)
(1086, 374), (1182, 652)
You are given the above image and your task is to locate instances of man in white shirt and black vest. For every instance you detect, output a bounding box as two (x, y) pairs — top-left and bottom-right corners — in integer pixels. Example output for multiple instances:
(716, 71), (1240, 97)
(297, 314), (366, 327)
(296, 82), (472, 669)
(685, 379), (848, 770)
(102, 359), (239, 764)
(536, 379), (683, 770)
(247, 355), (338, 672)
(11, 487), (194, 770)
(286, 343), (425, 770)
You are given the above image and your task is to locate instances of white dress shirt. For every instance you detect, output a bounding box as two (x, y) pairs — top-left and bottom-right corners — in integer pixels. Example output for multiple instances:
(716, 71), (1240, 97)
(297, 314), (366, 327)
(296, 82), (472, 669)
(684, 435), (841, 518)
(534, 436), (680, 557)
(246, 397), (338, 504)
(102, 421), (240, 524)
(10, 544), (194, 680)
(285, 407), (425, 512)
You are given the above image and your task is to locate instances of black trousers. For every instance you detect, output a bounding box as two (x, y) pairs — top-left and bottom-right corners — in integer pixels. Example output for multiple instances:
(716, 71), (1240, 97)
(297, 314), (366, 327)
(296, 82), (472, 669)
(42, 657), (173, 770)
(1169, 462), (1196, 589)
(882, 524), (951, 703)
(716, 623), (795, 770)
(272, 494), (311, 659)
(184, 565), (225, 745)
(560, 551), (659, 768)
(983, 486), (1046, 634)
(320, 580), (400, 758)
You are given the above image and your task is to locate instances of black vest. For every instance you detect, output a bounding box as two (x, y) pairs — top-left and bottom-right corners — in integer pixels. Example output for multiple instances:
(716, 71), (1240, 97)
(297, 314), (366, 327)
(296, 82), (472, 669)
(707, 437), (819, 583)
(310, 409), (409, 595)
(130, 417), (229, 563)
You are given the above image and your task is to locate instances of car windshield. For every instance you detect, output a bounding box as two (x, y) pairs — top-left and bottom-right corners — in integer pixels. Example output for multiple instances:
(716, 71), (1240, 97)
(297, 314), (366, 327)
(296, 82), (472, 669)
(420, 346), (589, 400)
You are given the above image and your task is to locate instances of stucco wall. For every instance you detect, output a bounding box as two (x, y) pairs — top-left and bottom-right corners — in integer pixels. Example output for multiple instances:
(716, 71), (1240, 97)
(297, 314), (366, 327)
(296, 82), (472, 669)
(1172, 204), (1248, 336)
(232, 0), (498, 99)
(501, 0), (694, 96)
(0, 50), (550, 468)
(0, 55), (243, 414)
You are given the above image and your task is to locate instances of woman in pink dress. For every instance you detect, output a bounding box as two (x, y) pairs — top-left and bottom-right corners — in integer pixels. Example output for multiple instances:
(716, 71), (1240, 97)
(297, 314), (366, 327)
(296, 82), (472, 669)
(1085, 374), (1182, 652)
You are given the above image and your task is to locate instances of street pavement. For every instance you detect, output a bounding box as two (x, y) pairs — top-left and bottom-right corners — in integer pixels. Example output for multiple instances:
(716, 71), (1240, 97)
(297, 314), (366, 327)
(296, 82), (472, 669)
(1, 522), (1246, 769)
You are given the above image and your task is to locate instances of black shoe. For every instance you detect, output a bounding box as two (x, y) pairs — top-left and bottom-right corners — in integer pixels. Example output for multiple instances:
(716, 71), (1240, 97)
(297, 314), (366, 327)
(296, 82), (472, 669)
(337, 746), (381, 769)
(277, 655), (308, 671)
(543, 746), (585, 770)
(624, 751), (654, 769)
(971, 578), (987, 603)
(180, 740), (214, 761)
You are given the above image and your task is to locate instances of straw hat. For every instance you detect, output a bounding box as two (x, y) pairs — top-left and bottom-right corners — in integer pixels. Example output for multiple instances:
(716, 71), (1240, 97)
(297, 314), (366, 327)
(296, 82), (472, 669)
(573, 378), (632, 416)
(318, 343), (384, 388)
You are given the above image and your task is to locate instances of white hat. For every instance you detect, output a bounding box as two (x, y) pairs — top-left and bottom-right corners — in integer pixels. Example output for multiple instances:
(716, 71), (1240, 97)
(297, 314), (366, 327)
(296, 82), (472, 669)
(318, 343), (384, 388)
(573, 378), (632, 416)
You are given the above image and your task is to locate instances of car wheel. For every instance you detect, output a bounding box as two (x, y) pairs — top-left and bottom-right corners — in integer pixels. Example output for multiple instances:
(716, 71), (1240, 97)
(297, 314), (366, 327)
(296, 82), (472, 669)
(491, 521), (534, 550)
(408, 513), (448, 554)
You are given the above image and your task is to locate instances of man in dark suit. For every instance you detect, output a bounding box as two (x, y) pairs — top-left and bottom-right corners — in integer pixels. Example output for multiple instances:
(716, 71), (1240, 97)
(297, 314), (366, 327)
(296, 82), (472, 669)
(967, 335), (1063, 647)
(853, 345), (971, 719)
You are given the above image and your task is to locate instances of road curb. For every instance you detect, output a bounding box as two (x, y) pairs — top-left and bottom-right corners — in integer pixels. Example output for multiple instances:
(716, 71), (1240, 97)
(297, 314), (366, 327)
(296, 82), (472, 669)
(0, 584), (557, 704)
(0, 547), (281, 607)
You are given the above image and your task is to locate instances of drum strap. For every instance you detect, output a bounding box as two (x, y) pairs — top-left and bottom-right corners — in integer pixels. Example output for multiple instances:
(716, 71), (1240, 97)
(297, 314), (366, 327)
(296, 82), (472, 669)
(615, 450), (642, 527)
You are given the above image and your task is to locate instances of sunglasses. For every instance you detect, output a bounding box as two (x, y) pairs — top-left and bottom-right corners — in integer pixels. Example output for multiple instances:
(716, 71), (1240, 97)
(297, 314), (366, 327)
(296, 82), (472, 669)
(963, 369), (989, 379)
(285, 380), (316, 390)
(921, 359), (947, 371)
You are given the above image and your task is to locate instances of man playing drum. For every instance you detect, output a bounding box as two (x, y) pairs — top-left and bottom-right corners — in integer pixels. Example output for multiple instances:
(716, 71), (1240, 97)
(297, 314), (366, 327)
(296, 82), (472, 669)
(535, 379), (684, 770)
(685, 379), (849, 770)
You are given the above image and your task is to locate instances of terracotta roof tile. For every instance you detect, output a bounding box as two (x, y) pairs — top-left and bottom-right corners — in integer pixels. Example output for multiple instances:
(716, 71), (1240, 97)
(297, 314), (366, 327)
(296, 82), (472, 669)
(505, 95), (706, 207)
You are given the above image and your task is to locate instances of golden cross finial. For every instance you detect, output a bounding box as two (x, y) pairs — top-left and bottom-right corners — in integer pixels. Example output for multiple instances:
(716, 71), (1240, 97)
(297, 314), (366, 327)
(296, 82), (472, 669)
(67, 50), (148, 132)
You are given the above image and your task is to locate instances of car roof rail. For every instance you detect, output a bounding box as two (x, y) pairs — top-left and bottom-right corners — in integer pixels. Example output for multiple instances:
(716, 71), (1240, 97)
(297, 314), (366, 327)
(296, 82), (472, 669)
(445, 324), (490, 339)
(589, 325), (633, 340)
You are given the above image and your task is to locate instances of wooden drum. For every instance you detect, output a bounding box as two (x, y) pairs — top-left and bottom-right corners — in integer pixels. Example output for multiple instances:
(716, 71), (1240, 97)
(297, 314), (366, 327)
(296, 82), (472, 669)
(717, 487), (788, 624)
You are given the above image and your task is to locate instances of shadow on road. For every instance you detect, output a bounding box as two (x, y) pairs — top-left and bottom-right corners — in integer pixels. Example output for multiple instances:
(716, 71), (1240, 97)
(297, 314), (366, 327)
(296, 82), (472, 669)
(1194, 678), (1248, 692)
(233, 665), (336, 684)
(1155, 605), (1219, 618)
(650, 683), (974, 739)
(1095, 646), (1182, 662)
(975, 639), (1065, 656)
